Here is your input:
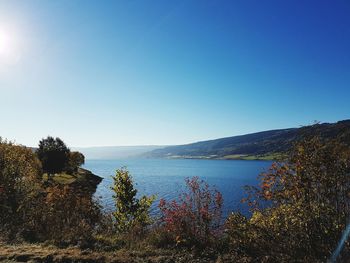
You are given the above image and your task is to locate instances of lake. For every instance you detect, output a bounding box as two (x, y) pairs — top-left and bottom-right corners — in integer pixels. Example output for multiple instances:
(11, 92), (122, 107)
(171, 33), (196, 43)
(83, 158), (272, 217)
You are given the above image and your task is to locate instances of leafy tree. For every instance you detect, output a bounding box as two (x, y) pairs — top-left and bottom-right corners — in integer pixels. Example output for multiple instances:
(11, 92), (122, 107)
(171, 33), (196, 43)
(67, 151), (85, 173)
(111, 167), (155, 233)
(37, 136), (70, 174)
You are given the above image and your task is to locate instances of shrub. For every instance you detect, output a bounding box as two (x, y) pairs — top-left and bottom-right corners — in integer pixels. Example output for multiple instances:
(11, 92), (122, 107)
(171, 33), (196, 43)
(146, 225), (175, 248)
(36, 185), (101, 246)
(111, 168), (155, 234)
(158, 177), (223, 248)
(0, 139), (42, 239)
(227, 202), (342, 262)
(227, 137), (350, 262)
(0, 139), (101, 246)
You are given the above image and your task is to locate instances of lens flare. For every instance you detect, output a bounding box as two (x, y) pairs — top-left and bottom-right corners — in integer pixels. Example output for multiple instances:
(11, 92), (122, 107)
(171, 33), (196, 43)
(329, 221), (350, 262)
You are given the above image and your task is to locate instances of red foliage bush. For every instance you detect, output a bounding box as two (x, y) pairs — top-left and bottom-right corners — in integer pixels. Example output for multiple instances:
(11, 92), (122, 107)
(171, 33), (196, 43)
(158, 177), (223, 247)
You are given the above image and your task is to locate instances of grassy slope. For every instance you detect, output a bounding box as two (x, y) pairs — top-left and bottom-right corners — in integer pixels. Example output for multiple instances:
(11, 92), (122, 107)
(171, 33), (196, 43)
(222, 152), (287, 160)
(43, 168), (102, 186)
(163, 152), (284, 161)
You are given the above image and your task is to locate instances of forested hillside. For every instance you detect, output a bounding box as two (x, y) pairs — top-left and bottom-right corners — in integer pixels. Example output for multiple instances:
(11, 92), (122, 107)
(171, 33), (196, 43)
(146, 120), (350, 160)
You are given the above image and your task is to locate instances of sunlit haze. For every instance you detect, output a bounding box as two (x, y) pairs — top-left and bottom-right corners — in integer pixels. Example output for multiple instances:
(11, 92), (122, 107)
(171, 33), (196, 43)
(0, 27), (20, 65)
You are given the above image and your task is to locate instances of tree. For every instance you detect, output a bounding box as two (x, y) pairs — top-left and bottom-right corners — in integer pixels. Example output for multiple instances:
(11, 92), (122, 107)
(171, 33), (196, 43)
(37, 136), (70, 174)
(111, 168), (155, 233)
(67, 151), (85, 173)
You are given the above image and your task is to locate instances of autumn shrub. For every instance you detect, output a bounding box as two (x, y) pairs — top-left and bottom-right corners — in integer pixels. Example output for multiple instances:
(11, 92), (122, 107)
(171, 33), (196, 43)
(158, 176), (223, 248)
(227, 202), (342, 262)
(34, 185), (101, 247)
(0, 138), (103, 247)
(0, 138), (102, 246)
(0, 139), (42, 240)
(227, 137), (350, 262)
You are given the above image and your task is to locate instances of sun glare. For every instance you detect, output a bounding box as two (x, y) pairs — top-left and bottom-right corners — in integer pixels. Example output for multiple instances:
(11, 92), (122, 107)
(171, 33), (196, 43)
(0, 28), (20, 65)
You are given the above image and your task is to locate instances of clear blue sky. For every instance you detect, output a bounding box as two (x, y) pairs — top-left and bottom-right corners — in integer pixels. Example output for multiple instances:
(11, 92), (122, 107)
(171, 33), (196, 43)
(0, 0), (349, 147)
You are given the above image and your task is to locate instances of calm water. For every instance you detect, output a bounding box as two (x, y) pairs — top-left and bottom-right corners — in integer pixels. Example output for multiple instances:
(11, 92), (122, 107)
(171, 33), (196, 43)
(83, 158), (272, 216)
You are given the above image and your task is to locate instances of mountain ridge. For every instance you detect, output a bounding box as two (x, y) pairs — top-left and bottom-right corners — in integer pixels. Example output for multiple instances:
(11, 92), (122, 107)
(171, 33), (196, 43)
(144, 120), (350, 160)
(72, 145), (165, 160)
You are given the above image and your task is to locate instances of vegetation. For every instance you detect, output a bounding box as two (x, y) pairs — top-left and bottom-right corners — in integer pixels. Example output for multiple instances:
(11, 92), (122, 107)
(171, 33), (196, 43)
(37, 136), (85, 176)
(111, 168), (155, 233)
(226, 136), (350, 262)
(158, 177), (223, 248)
(146, 120), (350, 160)
(67, 151), (85, 173)
(37, 136), (70, 174)
(0, 138), (42, 239)
(1, 126), (350, 262)
(222, 152), (287, 160)
(0, 137), (99, 245)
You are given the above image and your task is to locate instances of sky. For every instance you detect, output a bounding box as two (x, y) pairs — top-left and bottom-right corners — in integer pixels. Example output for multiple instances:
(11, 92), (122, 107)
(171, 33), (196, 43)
(0, 0), (349, 147)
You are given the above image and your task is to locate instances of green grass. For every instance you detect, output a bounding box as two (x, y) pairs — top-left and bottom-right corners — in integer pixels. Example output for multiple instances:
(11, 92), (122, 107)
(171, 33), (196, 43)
(221, 154), (249, 160)
(222, 152), (287, 161)
(42, 168), (101, 186)
(43, 173), (77, 184)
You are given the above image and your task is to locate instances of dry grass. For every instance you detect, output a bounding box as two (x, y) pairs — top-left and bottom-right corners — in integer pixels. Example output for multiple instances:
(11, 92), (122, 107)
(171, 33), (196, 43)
(0, 242), (243, 263)
(0, 243), (106, 262)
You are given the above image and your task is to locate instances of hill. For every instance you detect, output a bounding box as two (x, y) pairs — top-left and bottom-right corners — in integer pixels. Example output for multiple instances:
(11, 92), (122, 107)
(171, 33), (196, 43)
(145, 120), (350, 160)
(72, 145), (165, 159)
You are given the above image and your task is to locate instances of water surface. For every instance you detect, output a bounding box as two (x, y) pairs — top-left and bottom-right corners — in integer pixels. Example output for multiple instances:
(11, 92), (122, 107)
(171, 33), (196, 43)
(84, 158), (272, 216)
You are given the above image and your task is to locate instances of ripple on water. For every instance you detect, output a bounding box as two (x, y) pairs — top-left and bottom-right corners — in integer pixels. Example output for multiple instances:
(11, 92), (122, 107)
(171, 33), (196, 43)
(84, 158), (272, 217)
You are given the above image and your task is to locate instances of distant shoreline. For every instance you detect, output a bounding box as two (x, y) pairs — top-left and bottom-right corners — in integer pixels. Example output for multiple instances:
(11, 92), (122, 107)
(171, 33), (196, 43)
(145, 154), (282, 161)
